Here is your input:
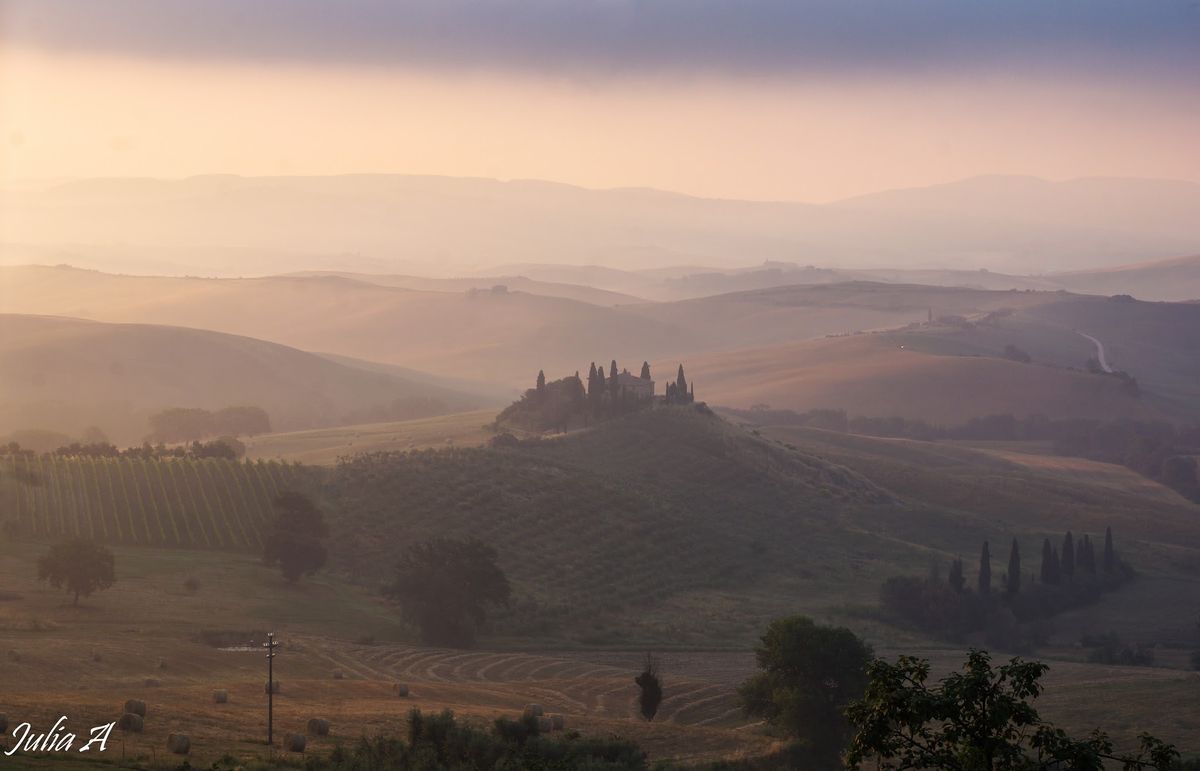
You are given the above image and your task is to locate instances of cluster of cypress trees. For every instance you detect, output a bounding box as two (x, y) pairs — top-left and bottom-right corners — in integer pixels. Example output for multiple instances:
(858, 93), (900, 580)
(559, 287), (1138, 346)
(956, 526), (1121, 597)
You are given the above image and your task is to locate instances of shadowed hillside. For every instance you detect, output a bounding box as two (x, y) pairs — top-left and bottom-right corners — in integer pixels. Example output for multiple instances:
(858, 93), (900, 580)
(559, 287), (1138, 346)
(0, 314), (481, 444)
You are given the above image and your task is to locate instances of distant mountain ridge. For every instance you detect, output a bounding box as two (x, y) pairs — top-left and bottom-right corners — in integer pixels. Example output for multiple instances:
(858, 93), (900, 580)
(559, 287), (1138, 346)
(3, 173), (1198, 277)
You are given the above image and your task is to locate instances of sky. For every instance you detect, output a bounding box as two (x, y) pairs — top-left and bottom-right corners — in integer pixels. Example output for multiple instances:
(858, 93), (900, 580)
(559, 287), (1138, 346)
(2, 0), (1198, 202)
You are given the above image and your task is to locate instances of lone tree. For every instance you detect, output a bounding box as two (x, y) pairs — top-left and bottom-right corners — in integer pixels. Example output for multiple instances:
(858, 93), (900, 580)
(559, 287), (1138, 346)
(845, 649), (1177, 770)
(739, 615), (873, 763)
(978, 541), (992, 595)
(37, 538), (115, 606)
(385, 537), (511, 647)
(263, 491), (328, 583)
(635, 653), (664, 721)
(1005, 538), (1021, 596)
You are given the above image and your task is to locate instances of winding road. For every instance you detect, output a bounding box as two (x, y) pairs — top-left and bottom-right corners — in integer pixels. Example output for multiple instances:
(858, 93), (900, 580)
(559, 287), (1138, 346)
(1077, 331), (1114, 373)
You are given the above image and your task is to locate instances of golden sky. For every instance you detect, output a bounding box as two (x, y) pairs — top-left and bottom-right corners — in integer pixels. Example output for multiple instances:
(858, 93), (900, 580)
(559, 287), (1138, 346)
(3, 1), (1199, 202)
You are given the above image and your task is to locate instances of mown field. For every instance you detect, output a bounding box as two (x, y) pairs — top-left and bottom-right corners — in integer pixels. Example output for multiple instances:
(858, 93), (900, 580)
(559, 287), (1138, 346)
(0, 455), (311, 550)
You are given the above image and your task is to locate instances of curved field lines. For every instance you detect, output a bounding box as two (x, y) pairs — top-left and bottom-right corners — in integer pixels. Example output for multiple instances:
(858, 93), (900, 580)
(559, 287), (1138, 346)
(309, 640), (752, 730)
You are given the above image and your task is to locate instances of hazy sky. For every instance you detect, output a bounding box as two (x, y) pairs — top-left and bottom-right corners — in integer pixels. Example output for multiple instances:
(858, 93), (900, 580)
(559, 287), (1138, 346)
(2, 1), (1198, 202)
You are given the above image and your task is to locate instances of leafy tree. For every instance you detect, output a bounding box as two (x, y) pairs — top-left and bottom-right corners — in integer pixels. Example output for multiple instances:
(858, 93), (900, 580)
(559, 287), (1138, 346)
(738, 615), (873, 762)
(263, 491), (328, 583)
(845, 649), (1177, 770)
(948, 558), (966, 593)
(385, 537), (511, 647)
(635, 653), (663, 721)
(978, 541), (991, 595)
(1062, 531), (1075, 580)
(1006, 538), (1021, 595)
(640, 361), (651, 380)
(37, 538), (116, 606)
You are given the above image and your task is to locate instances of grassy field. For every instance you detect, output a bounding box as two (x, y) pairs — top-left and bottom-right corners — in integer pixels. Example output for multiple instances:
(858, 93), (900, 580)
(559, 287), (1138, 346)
(243, 409), (500, 465)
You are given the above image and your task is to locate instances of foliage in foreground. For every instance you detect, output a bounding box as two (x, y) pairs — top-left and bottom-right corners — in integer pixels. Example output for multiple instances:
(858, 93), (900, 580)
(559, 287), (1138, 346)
(844, 649), (1178, 770)
(300, 708), (646, 770)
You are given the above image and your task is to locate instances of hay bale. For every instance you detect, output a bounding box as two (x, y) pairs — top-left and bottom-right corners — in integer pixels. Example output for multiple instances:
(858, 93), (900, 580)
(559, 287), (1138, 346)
(123, 699), (146, 717)
(167, 733), (190, 755)
(332, 669), (343, 680)
(522, 703), (544, 718)
(117, 713), (143, 733)
(212, 689), (228, 704)
(265, 681), (281, 694)
(143, 678), (161, 687)
(306, 718), (330, 736)
(550, 714), (565, 730)
(536, 716), (553, 732)
(394, 683), (409, 697)
(285, 733), (306, 753)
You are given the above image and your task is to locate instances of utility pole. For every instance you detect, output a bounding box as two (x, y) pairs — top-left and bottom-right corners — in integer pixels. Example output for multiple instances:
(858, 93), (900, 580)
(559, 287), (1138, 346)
(263, 632), (280, 746)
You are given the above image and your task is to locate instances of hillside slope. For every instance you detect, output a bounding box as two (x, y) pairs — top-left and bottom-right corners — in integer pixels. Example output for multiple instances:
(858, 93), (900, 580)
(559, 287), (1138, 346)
(0, 314), (480, 444)
(1052, 253), (1200, 302)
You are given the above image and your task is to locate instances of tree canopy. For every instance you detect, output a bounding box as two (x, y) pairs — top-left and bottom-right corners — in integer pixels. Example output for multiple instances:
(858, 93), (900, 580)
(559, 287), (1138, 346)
(738, 615), (873, 762)
(845, 649), (1177, 770)
(263, 491), (328, 583)
(37, 538), (116, 606)
(385, 536), (511, 647)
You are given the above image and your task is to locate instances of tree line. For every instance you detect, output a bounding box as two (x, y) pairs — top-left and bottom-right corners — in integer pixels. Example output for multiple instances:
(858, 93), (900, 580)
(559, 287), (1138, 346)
(881, 527), (1132, 652)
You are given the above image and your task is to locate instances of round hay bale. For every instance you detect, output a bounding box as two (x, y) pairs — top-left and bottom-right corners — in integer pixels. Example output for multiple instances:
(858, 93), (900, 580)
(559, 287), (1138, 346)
(143, 678), (161, 687)
(550, 714), (565, 730)
(265, 681), (281, 694)
(285, 733), (306, 753)
(167, 733), (190, 755)
(117, 713), (143, 733)
(522, 703), (544, 718)
(536, 716), (553, 733)
(212, 689), (228, 704)
(306, 718), (330, 736)
(332, 669), (343, 680)
(0, 714), (8, 735)
(123, 699), (146, 717)
(394, 683), (409, 697)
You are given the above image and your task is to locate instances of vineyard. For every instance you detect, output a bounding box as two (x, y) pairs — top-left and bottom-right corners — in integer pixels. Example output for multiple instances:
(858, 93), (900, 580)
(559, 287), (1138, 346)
(0, 454), (313, 550)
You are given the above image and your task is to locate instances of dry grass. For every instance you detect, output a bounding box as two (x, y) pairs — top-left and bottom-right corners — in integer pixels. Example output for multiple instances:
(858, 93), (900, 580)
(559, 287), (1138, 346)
(243, 409), (500, 465)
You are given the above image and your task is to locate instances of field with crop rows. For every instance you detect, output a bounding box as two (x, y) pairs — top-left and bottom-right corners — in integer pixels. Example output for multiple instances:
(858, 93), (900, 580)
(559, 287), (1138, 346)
(0, 455), (311, 550)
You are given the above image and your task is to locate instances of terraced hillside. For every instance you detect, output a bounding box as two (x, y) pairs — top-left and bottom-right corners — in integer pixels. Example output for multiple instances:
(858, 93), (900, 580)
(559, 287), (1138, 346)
(0, 455), (310, 549)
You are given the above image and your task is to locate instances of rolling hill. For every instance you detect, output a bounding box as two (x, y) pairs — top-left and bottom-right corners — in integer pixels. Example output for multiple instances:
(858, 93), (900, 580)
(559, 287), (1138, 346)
(0, 314), (483, 445)
(1052, 253), (1200, 302)
(4, 173), (1198, 277)
(288, 270), (649, 306)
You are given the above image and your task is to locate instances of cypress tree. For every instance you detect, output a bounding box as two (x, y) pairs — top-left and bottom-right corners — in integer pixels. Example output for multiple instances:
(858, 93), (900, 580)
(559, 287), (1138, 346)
(1006, 538), (1021, 595)
(948, 558), (965, 593)
(610, 360), (619, 381)
(1103, 526), (1116, 573)
(640, 361), (651, 380)
(1081, 534), (1096, 574)
(1051, 546), (1061, 583)
(978, 541), (991, 595)
(1061, 532), (1075, 580)
(587, 362), (598, 397)
(536, 370), (546, 392)
(676, 365), (687, 393)
(1040, 538), (1055, 585)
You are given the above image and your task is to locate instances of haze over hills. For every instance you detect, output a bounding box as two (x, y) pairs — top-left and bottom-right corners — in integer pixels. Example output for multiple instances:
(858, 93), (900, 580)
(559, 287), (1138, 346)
(0, 314), (483, 445)
(3, 173), (1199, 277)
(5, 265), (1200, 426)
(1051, 253), (1200, 302)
